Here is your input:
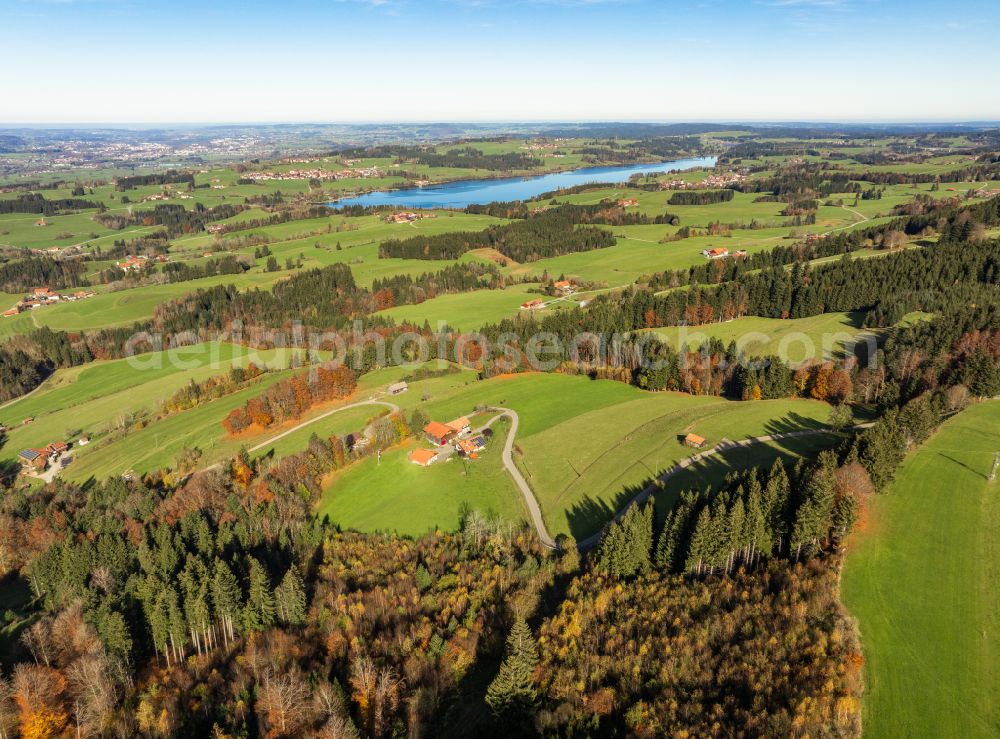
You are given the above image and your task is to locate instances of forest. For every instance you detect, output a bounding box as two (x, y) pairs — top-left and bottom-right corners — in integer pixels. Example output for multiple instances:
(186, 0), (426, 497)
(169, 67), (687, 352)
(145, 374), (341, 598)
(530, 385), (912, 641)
(378, 205), (615, 261)
(95, 204), (246, 237)
(0, 194), (104, 216)
(667, 189), (734, 205)
(0, 419), (874, 737)
(221, 364), (357, 434)
(414, 147), (542, 170)
(114, 171), (195, 191)
(0, 256), (90, 293)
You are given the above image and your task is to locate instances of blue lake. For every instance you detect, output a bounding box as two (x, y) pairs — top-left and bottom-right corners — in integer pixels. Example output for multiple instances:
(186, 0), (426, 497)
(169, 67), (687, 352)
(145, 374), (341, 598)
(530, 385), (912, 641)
(330, 155), (717, 209)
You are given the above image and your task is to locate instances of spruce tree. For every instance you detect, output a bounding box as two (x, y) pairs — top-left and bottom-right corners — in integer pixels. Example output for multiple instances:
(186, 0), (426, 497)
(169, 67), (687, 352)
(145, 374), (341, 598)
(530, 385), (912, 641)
(763, 460), (791, 554)
(243, 557), (276, 633)
(276, 565), (307, 625)
(485, 619), (538, 722)
(654, 508), (679, 572)
(743, 475), (768, 565)
(789, 452), (836, 560)
(212, 559), (242, 647)
(684, 506), (712, 576)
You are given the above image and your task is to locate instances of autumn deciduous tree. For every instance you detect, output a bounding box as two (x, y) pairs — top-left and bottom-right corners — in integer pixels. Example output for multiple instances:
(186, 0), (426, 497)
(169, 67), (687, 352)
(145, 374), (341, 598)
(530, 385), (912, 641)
(833, 462), (875, 538)
(13, 664), (68, 739)
(809, 364), (832, 401)
(259, 668), (312, 738)
(881, 229), (908, 250)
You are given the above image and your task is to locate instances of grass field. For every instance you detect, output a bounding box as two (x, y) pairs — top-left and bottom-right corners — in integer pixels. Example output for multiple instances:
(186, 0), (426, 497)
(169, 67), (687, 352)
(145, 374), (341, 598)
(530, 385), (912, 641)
(56, 370), (294, 481)
(0, 343), (311, 460)
(648, 312), (873, 361)
(377, 284), (539, 330)
(315, 372), (844, 540)
(645, 310), (934, 362)
(507, 386), (840, 538)
(317, 425), (525, 537)
(0, 171), (988, 343)
(52, 360), (478, 481)
(841, 401), (999, 738)
(14, 270), (286, 333)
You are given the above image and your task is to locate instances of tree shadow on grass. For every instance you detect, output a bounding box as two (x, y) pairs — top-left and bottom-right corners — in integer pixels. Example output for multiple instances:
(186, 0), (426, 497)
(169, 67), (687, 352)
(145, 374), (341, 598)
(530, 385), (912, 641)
(564, 486), (641, 543)
(763, 411), (827, 437)
(564, 431), (844, 542)
(937, 452), (987, 481)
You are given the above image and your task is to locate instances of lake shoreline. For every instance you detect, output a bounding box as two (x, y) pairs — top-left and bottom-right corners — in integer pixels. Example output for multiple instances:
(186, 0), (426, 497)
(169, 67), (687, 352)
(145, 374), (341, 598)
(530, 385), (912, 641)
(322, 154), (718, 209)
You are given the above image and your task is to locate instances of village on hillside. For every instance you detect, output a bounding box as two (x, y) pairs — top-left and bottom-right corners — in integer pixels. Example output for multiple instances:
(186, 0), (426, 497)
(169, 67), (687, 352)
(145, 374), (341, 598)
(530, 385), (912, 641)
(243, 166), (384, 182)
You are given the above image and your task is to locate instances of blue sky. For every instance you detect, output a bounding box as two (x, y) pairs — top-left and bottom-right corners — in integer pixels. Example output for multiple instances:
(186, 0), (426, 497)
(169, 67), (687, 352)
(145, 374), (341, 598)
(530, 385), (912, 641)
(2, 0), (998, 123)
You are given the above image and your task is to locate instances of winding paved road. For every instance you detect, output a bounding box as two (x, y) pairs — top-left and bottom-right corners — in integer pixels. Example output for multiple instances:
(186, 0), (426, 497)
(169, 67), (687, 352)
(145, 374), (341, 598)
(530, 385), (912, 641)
(485, 406), (873, 552)
(482, 408), (557, 549)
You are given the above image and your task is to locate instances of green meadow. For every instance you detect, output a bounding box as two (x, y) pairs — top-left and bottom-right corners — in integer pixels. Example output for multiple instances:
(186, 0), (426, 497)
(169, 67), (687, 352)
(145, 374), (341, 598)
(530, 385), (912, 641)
(841, 401), (999, 738)
(1, 166), (989, 345)
(0, 343), (311, 463)
(54, 360), (478, 481)
(60, 371), (295, 481)
(317, 428), (525, 537)
(377, 284), (540, 330)
(647, 312), (875, 361)
(314, 372), (842, 540)
(505, 385), (840, 538)
(2, 271), (285, 334)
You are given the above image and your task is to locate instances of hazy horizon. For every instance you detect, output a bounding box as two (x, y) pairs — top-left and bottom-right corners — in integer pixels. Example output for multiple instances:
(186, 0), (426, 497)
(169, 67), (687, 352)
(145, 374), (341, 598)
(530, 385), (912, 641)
(4, 0), (998, 123)
(2, 119), (998, 129)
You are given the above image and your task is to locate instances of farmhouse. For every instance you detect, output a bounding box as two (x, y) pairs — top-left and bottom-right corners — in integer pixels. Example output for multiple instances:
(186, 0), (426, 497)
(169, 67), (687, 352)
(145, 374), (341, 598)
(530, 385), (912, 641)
(408, 448), (439, 467)
(206, 223), (227, 234)
(45, 441), (69, 456)
(387, 381), (408, 395)
(456, 436), (487, 458)
(683, 433), (707, 449)
(520, 298), (544, 310)
(18, 449), (48, 471)
(424, 421), (456, 445)
(617, 198), (639, 207)
(17, 442), (66, 471)
(117, 256), (147, 272)
(553, 280), (575, 295)
(386, 212), (434, 224)
(702, 247), (729, 260)
(11, 287), (93, 315)
(446, 416), (471, 436)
